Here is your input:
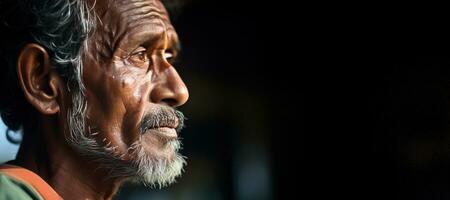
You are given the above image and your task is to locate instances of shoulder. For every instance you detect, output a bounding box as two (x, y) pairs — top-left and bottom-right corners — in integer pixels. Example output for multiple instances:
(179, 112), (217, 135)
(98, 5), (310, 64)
(0, 173), (43, 200)
(0, 164), (62, 200)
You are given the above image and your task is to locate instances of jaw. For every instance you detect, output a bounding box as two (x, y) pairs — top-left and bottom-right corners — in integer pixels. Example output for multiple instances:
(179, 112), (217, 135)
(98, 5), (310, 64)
(126, 138), (186, 187)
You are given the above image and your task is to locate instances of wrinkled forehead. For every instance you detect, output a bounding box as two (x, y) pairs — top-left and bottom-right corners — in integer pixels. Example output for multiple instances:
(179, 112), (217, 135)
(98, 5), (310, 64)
(90, 0), (172, 28)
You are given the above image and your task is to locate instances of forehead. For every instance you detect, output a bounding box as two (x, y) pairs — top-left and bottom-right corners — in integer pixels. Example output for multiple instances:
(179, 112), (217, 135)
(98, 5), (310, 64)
(93, 0), (170, 20)
(91, 0), (176, 46)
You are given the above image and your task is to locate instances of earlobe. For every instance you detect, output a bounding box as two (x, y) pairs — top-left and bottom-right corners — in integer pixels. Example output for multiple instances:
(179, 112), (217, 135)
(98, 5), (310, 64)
(17, 43), (61, 114)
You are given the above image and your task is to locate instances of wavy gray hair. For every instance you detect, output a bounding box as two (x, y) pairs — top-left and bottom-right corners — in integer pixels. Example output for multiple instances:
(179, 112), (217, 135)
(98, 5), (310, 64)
(0, 0), (95, 132)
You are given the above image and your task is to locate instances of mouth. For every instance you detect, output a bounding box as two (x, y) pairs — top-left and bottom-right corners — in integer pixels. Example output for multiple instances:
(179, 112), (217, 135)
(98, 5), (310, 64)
(144, 126), (178, 140)
(139, 107), (184, 141)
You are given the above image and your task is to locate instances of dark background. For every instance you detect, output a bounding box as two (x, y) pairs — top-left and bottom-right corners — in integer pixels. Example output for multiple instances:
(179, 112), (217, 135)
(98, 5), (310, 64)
(302, 56), (450, 199)
(369, 56), (450, 200)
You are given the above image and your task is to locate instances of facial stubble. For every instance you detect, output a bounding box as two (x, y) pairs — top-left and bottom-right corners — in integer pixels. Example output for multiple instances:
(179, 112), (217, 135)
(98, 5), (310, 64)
(66, 91), (186, 188)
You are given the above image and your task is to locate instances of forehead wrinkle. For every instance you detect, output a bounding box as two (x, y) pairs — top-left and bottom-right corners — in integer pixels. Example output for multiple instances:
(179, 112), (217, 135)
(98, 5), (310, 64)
(117, 0), (158, 6)
(93, 0), (177, 62)
(128, 12), (168, 24)
(116, 20), (166, 54)
(119, 3), (165, 18)
(125, 20), (178, 53)
(116, 0), (168, 16)
(112, 0), (172, 49)
(116, 0), (169, 27)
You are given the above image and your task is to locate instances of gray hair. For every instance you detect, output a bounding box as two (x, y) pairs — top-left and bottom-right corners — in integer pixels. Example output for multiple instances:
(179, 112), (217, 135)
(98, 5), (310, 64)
(0, 0), (95, 132)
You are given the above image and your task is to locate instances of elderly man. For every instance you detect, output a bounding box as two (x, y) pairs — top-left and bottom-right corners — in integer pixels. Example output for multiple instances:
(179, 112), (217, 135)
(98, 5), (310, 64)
(0, 0), (189, 199)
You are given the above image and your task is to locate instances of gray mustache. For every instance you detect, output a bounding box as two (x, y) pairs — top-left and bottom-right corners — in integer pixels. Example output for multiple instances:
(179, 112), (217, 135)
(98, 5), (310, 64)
(139, 106), (185, 135)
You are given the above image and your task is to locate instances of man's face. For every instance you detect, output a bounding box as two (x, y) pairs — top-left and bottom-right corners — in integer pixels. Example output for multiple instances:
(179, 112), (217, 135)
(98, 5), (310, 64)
(75, 0), (189, 185)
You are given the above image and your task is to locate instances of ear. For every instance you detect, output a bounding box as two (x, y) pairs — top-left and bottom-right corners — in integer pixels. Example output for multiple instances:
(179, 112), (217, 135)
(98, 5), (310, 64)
(17, 43), (61, 114)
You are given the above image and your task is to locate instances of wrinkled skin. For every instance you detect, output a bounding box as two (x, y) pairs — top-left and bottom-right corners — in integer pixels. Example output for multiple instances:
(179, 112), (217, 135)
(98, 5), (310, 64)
(12, 0), (189, 199)
(83, 0), (188, 164)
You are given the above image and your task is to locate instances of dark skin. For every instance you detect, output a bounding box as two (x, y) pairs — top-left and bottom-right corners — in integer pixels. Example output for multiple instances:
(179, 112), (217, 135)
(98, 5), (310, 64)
(12, 0), (188, 199)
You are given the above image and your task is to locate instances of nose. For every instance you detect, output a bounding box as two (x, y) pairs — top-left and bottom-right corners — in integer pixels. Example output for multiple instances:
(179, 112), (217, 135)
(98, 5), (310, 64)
(150, 66), (189, 107)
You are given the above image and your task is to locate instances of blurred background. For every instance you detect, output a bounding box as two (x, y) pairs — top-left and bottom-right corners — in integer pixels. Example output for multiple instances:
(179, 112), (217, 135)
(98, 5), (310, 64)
(368, 56), (450, 200)
(312, 56), (450, 199)
(0, 0), (294, 199)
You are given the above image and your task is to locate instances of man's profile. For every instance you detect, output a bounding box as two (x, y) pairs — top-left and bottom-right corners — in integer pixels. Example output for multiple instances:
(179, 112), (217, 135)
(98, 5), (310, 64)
(0, 0), (189, 199)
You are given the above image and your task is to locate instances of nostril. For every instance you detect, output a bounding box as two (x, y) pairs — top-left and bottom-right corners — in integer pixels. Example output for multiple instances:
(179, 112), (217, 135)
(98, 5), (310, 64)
(161, 98), (179, 107)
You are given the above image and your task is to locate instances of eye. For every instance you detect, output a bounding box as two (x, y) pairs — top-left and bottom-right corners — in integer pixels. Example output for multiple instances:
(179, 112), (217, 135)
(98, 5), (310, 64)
(164, 52), (174, 60)
(164, 51), (179, 65)
(128, 47), (149, 68)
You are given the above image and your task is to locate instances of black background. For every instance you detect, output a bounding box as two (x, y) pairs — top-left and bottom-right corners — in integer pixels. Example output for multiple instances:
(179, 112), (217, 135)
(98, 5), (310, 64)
(172, 1), (297, 199)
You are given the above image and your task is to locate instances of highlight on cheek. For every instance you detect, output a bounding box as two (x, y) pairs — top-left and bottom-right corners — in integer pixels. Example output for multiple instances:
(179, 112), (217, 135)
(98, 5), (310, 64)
(133, 82), (148, 100)
(121, 77), (136, 88)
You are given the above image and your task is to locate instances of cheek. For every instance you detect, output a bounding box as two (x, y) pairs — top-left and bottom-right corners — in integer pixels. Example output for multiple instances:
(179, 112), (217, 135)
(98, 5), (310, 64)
(119, 71), (152, 108)
(121, 76), (144, 102)
(116, 71), (153, 145)
(84, 58), (153, 150)
(85, 74), (126, 142)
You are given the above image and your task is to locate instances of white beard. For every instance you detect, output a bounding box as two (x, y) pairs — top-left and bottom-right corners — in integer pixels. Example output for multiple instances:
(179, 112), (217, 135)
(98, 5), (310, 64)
(65, 93), (186, 188)
(128, 139), (186, 188)
(67, 129), (186, 188)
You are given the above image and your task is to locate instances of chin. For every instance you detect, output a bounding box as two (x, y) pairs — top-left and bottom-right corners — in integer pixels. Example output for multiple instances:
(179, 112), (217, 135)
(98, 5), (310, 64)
(128, 139), (186, 188)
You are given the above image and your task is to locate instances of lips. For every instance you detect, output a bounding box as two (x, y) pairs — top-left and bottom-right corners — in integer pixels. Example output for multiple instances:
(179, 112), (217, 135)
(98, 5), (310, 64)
(139, 107), (183, 139)
(157, 120), (179, 129)
(140, 114), (179, 133)
(145, 127), (178, 140)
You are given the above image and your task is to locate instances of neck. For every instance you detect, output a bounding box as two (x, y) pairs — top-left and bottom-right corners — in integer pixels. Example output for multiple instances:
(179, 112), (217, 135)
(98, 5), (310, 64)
(12, 116), (124, 200)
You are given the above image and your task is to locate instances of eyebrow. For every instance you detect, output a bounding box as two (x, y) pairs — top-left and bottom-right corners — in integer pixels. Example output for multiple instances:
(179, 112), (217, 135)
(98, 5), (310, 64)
(117, 24), (181, 56)
(168, 32), (182, 53)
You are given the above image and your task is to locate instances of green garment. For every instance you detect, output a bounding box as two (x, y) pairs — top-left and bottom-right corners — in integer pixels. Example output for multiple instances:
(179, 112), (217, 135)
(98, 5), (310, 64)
(0, 174), (43, 200)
